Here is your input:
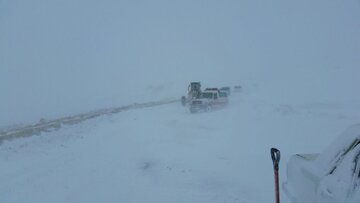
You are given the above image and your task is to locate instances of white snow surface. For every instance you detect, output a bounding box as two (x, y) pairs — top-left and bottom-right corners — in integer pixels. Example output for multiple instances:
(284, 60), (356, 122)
(0, 92), (359, 203)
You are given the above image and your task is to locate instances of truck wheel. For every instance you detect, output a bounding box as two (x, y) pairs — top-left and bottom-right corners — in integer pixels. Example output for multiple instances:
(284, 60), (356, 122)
(190, 108), (197, 113)
(181, 96), (186, 106)
(206, 105), (211, 112)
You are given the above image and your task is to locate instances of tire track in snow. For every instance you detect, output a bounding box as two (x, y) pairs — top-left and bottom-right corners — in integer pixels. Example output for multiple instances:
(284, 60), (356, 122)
(0, 98), (179, 144)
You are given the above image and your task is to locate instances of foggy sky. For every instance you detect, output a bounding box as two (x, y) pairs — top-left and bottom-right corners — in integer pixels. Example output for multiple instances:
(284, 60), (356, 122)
(1, 0), (359, 127)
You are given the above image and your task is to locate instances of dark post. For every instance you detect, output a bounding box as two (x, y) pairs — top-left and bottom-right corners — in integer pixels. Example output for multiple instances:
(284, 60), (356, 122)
(271, 148), (281, 203)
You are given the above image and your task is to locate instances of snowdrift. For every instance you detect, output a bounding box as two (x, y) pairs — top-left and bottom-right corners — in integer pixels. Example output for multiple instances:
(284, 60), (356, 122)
(284, 124), (360, 203)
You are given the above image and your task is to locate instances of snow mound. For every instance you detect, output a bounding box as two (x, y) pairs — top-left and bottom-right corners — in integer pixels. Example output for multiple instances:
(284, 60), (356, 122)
(284, 124), (360, 203)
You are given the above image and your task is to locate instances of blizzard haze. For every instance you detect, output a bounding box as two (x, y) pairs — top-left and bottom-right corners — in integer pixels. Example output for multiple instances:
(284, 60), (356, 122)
(1, 0), (359, 126)
(1, 1), (360, 203)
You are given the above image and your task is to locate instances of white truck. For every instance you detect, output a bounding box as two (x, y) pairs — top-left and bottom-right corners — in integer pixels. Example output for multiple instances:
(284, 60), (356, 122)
(189, 88), (228, 113)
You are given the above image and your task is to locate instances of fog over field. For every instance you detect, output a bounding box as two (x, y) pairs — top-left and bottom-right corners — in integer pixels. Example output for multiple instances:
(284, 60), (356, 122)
(1, 1), (360, 203)
(1, 0), (359, 126)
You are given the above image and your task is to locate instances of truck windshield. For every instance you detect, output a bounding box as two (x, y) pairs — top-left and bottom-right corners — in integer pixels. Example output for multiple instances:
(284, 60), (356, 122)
(219, 92), (227, 97)
(200, 92), (213, 99)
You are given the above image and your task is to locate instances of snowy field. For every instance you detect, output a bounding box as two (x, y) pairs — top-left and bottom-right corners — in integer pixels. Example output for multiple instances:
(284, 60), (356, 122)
(0, 0), (359, 202)
(1, 90), (359, 203)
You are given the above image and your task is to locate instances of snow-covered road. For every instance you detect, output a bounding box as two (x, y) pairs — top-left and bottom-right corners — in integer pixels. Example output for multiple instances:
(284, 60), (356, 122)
(0, 98), (178, 144)
(0, 92), (358, 203)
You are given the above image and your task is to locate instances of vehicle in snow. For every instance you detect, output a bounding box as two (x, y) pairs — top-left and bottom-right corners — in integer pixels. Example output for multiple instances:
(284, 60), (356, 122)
(234, 85), (242, 92)
(181, 82), (202, 106)
(189, 88), (228, 113)
(220, 86), (231, 96)
(283, 124), (360, 203)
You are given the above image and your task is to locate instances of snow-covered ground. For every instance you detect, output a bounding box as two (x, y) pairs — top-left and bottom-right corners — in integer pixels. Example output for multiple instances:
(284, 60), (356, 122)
(1, 90), (359, 203)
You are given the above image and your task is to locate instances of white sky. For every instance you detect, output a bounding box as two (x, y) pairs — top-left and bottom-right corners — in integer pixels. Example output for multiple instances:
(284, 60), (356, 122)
(1, 0), (359, 127)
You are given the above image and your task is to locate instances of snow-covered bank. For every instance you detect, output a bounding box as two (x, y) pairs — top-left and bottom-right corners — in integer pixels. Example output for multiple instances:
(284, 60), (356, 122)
(284, 124), (360, 203)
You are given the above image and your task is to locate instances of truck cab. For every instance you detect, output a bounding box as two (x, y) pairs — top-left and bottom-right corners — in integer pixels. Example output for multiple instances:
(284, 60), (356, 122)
(189, 88), (228, 113)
